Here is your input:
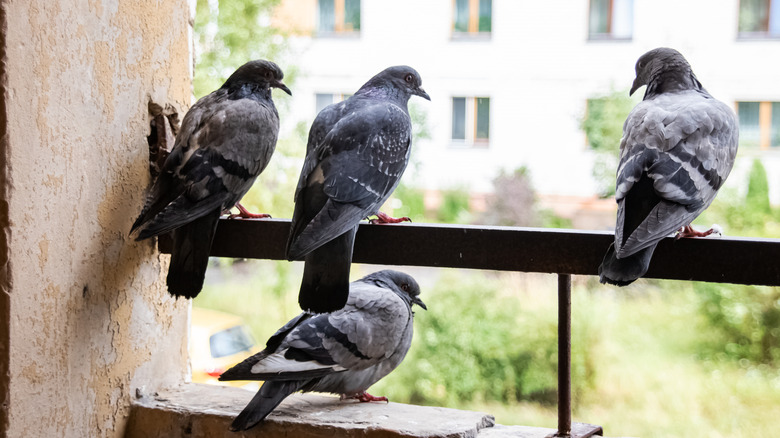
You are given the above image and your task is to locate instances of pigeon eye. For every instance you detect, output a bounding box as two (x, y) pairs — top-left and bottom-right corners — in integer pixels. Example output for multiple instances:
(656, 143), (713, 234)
(265, 70), (274, 80)
(401, 284), (410, 292)
(404, 74), (414, 83)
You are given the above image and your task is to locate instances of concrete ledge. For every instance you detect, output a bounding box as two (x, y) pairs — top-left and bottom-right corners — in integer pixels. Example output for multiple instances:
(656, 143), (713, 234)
(126, 383), (496, 438)
(126, 383), (617, 438)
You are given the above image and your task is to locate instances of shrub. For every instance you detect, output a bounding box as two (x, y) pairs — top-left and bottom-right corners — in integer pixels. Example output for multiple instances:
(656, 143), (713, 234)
(374, 271), (596, 407)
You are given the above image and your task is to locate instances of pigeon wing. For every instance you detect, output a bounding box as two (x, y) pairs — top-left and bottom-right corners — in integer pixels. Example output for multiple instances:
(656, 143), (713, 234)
(614, 92), (738, 258)
(320, 280), (410, 369)
(132, 91), (279, 239)
(287, 102), (412, 258)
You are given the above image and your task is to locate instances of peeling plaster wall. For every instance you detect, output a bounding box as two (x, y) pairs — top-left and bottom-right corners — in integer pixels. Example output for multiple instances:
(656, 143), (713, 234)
(1, 0), (192, 436)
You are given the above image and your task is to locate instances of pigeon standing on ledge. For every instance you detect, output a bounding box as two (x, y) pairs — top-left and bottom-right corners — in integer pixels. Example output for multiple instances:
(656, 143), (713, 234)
(599, 48), (738, 286)
(130, 59), (291, 298)
(286, 66), (430, 313)
(219, 270), (426, 431)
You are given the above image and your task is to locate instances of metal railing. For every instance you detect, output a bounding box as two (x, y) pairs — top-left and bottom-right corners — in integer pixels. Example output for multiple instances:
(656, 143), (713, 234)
(160, 218), (780, 438)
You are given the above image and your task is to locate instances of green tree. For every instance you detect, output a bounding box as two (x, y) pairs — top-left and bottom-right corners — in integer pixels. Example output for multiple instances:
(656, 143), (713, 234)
(372, 271), (596, 407)
(437, 188), (472, 223)
(193, 0), (297, 99)
(747, 159), (771, 213)
(581, 89), (636, 197)
(692, 159), (780, 367)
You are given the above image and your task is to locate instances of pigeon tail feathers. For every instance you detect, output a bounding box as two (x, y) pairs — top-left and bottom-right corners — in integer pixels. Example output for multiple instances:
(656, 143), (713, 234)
(229, 380), (307, 431)
(166, 210), (221, 298)
(598, 243), (656, 286)
(298, 227), (356, 313)
(133, 193), (226, 241)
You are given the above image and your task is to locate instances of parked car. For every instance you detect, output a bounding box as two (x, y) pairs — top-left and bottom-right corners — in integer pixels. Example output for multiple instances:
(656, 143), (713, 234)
(190, 307), (260, 389)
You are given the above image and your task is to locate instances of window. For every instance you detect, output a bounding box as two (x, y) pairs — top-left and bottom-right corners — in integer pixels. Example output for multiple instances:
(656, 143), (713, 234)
(737, 101), (780, 148)
(588, 0), (633, 40)
(452, 0), (492, 38)
(317, 0), (360, 36)
(451, 97), (490, 146)
(738, 0), (780, 38)
(315, 93), (350, 114)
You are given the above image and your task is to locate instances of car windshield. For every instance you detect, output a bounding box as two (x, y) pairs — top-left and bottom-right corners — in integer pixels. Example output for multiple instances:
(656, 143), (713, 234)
(209, 325), (255, 358)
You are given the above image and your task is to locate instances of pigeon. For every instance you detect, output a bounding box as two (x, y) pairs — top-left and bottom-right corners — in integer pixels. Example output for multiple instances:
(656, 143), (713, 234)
(599, 48), (738, 286)
(130, 59), (291, 298)
(286, 66), (430, 313)
(219, 269), (426, 431)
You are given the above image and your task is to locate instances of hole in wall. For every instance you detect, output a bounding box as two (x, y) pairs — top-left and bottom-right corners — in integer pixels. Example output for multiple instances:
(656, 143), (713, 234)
(147, 102), (180, 178)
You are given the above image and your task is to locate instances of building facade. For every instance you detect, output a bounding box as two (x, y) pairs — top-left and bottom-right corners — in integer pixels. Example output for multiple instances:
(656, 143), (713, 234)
(272, 0), (780, 219)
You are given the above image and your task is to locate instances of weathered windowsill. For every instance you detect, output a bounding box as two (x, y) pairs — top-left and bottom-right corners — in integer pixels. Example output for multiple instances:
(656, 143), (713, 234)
(125, 383), (611, 438)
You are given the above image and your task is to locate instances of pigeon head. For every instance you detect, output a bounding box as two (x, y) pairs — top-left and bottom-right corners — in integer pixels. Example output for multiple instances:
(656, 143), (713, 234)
(222, 59), (292, 96)
(362, 270), (426, 310)
(357, 65), (431, 103)
(630, 48), (701, 98)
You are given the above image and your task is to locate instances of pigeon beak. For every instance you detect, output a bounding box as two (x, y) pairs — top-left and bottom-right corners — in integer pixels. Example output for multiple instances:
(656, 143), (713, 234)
(412, 296), (427, 310)
(415, 87), (431, 101)
(629, 78), (642, 96)
(274, 81), (292, 96)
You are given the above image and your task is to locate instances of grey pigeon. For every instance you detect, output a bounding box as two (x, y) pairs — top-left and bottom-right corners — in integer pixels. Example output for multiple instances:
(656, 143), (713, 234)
(219, 269), (426, 431)
(599, 48), (738, 286)
(286, 66), (430, 313)
(130, 59), (291, 298)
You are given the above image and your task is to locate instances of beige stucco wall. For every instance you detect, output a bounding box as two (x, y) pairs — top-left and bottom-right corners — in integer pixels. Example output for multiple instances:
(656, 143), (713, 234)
(1, 0), (192, 436)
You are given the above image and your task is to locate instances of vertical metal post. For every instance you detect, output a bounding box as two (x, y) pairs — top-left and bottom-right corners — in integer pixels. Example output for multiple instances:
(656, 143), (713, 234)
(557, 274), (572, 437)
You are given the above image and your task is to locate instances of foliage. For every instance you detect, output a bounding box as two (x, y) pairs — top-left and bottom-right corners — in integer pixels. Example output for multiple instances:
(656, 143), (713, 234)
(693, 282), (780, 366)
(372, 271), (596, 407)
(746, 158), (772, 217)
(193, 0), (297, 99)
(437, 188), (472, 223)
(580, 89), (636, 197)
(389, 184), (428, 222)
(690, 160), (780, 367)
(480, 167), (572, 228)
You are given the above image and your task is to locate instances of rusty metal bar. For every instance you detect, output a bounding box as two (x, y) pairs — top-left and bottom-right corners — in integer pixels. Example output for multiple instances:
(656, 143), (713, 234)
(557, 274), (572, 438)
(158, 218), (780, 287)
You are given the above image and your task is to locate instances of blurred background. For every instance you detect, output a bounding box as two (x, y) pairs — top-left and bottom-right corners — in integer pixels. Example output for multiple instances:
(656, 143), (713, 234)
(188, 1), (780, 437)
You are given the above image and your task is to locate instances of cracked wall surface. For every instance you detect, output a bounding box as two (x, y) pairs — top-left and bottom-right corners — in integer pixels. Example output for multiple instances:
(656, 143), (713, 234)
(0, 0), (192, 436)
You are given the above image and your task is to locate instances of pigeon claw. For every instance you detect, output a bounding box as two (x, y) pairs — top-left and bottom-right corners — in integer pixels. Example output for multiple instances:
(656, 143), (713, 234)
(354, 392), (389, 403)
(225, 202), (272, 220)
(675, 224), (718, 240)
(369, 211), (411, 225)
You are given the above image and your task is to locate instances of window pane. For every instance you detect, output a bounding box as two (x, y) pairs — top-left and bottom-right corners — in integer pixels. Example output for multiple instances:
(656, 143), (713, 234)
(478, 0), (492, 32)
(316, 93), (334, 114)
(454, 0), (469, 32)
(476, 97), (490, 140)
(770, 0), (780, 36)
(452, 97), (466, 140)
(345, 0), (361, 31)
(772, 102), (780, 147)
(738, 102), (761, 148)
(611, 0), (633, 38)
(589, 0), (609, 36)
(739, 0), (768, 33)
(318, 0), (335, 33)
